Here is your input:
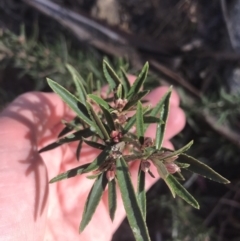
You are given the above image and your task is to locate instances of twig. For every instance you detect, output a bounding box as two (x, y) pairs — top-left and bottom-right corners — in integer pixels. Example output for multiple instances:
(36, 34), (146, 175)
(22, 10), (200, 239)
(149, 59), (201, 98)
(22, 0), (137, 58)
(202, 110), (240, 149)
(22, 0), (174, 58)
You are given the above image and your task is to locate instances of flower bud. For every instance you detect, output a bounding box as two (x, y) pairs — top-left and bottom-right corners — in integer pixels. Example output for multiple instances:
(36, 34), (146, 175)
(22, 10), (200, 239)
(159, 151), (178, 163)
(110, 130), (119, 138)
(115, 98), (128, 110)
(143, 137), (154, 147)
(165, 163), (180, 174)
(117, 114), (128, 124)
(110, 130), (123, 143)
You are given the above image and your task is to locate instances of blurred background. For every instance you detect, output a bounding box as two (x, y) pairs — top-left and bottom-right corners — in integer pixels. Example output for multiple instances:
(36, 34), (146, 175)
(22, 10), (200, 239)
(0, 0), (240, 240)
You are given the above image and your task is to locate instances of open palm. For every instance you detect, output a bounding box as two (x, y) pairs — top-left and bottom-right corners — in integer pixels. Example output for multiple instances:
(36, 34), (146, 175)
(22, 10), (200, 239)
(0, 86), (185, 241)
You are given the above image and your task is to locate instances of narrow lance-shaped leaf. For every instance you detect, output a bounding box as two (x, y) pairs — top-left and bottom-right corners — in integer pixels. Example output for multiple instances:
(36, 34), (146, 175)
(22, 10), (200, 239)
(82, 146), (111, 173)
(103, 60), (121, 90)
(124, 106), (150, 133)
(39, 128), (94, 153)
(47, 79), (92, 126)
(100, 106), (116, 132)
(116, 84), (124, 99)
(120, 68), (131, 97)
(86, 173), (102, 180)
(76, 139), (83, 161)
(127, 62), (149, 100)
(86, 100), (110, 140)
(58, 117), (81, 138)
(66, 64), (87, 104)
(136, 101), (144, 144)
(80, 173), (108, 232)
(49, 163), (89, 183)
(155, 87), (172, 150)
(159, 140), (194, 160)
(144, 86), (172, 132)
(137, 164), (146, 219)
(143, 116), (162, 124)
(153, 160), (175, 197)
(96, 80), (101, 96)
(165, 175), (200, 209)
(178, 154), (230, 184)
(173, 171), (185, 181)
(116, 157), (151, 241)
(82, 138), (106, 150)
(123, 114), (137, 133)
(108, 179), (117, 221)
(123, 90), (149, 111)
(88, 94), (111, 111)
(86, 73), (93, 94)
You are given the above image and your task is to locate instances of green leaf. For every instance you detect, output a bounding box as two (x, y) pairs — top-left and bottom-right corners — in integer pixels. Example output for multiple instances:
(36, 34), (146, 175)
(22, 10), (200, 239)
(124, 115), (137, 133)
(152, 160), (175, 197)
(66, 64), (87, 104)
(127, 62), (149, 100)
(145, 86), (172, 132)
(80, 173), (108, 232)
(178, 154), (230, 184)
(103, 60), (121, 90)
(108, 179), (117, 221)
(88, 94), (111, 111)
(159, 140), (194, 160)
(82, 138), (106, 150)
(136, 101), (144, 144)
(116, 84), (124, 99)
(148, 170), (155, 178)
(173, 171), (185, 181)
(100, 106), (116, 131)
(47, 79), (92, 126)
(155, 87), (172, 149)
(137, 164), (146, 219)
(86, 173), (102, 179)
(120, 68), (131, 97)
(76, 140), (83, 161)
(82, 146), (111, 173)
(86, 101), (110, 140)
(124, 106), (150, 133)
(123, 90), (149, 111)
(86, 73), (93, 94)
(49, 163), (89, 183)
(143, 116), (161, 124)
(116, 157), (151, 241)
(175, 162), (190, 169)
(96, 80), (101, 96)
(58, 117), (81, 137)
(165, 175), (200, 209)
(39, 128), (94, 153)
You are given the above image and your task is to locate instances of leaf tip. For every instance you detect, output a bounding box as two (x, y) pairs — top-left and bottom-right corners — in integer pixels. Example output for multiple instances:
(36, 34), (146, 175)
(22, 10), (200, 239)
(49, 178), (56, 184)
(79, 223), (85, 233)
(222, 179), (231, 184)
(46, 77), (53, 84)
(194, 202), (200, 209)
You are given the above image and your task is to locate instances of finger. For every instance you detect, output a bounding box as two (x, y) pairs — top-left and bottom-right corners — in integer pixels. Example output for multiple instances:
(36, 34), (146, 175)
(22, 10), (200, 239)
(145, 86), (180, 107)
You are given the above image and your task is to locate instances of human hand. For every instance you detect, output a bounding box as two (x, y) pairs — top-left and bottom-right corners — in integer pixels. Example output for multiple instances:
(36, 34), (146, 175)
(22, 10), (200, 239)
(0, 85), (185, 241)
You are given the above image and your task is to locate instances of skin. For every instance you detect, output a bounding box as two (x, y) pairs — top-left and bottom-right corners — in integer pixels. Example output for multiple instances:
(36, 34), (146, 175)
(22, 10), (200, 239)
(0, 84), (185, 241)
